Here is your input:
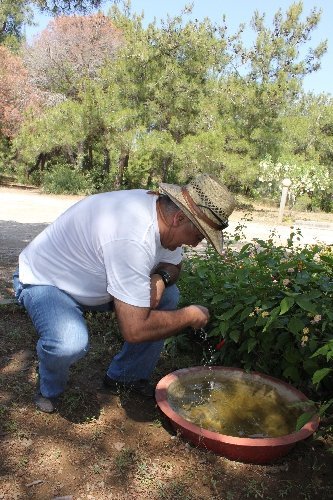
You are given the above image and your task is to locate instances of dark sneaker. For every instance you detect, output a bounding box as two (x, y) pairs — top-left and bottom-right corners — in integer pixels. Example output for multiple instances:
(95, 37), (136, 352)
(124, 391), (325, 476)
(103, 375), (155, 399)
(34, 392), (58, 413)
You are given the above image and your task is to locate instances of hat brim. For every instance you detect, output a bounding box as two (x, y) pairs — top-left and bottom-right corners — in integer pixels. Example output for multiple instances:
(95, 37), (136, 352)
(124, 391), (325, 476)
(159, 182), (224, 255)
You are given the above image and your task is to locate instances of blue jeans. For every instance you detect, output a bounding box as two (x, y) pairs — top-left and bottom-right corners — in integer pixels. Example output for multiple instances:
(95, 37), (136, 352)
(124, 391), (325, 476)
(13, 270), (179, 398)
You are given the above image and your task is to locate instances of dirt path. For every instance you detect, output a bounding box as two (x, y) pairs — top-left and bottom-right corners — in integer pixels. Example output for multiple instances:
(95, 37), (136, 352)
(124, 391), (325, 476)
(1, 186), (332, 278)
(0, 186), (83, 223)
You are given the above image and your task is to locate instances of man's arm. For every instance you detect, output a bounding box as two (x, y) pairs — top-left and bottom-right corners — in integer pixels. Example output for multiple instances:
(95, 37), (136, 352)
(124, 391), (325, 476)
(150, 262), (182, 309)
(153, 262), (182, 285)
(113, 298), (209, 343)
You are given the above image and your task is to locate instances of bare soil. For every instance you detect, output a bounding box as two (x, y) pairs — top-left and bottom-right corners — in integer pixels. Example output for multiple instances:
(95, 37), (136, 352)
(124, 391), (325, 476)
(0, 187), (333, 500)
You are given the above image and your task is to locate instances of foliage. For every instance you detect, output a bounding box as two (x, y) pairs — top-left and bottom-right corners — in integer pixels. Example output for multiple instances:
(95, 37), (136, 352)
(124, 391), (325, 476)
(0, 45), (41, 139)
(245, 3), (327, 86)
(23, 13), (122, 99)
(33, 0), (104, 14)
(14, 99), (83, 161)
(0, 1), (103, 51)
(210, 1), (328, 188)
(99, 4), (233, 186)
(257, 155), (332, 209)
(1, 1), (332, 197)
(176, 230), (333, 399)
(0, 0), (32, 50)
(42, 163), (93, 194)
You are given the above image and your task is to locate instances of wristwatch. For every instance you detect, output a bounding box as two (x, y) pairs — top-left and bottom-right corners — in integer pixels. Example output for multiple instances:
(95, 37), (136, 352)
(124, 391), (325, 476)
(155, 269), (172, 287)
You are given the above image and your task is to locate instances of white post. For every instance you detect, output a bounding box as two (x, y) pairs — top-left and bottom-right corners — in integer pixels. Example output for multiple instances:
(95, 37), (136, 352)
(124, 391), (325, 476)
(278, 178), (292, 224)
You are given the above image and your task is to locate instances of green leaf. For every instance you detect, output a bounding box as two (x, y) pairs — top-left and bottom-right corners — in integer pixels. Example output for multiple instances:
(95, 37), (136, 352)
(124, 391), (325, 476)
(295, 296), (316, 313)
(243, 317), (257, 332)
(211, 293), (227, 304)
(284, 348), (301, 364)
(306, 290), (322, 300)
(240, 306), (253, 321)
(295, 412), (314, 431)
(308, 339), (319, 353)
(279, 296), (295, 315)
(312, 368), (332, 386)
(320, 254), (333, 265)
(326, 310), (333, 321)
(239, 243), (252, 254)
(218, 321), (230, 336)
(318, 401), (333, 416)
(262, 306), (280, 332)
(247, 338), (257, 353)
(287, 317), (305, 335)
(311, 342), (333, 358)
(283, 365), (300, 382)
(244, 296), (258, 305)
(218, 303), (243, 321)
(303, 358), (319, 375)
(229, 330), (240, 343)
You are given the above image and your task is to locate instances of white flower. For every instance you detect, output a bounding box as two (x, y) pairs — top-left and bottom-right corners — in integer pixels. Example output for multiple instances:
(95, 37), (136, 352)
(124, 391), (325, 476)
(310, 315), (321, 324)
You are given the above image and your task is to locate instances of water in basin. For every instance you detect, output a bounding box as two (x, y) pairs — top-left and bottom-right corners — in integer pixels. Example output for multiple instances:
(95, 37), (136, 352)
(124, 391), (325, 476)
(167, 375), (304, 438)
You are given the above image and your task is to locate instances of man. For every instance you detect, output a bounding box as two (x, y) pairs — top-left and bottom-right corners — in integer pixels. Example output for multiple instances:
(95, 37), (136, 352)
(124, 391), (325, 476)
(13, 173), (235, 413)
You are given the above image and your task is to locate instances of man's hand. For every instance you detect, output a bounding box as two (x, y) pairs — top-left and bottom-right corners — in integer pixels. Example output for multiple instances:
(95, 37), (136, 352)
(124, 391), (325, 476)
(187, 305), (210, 329)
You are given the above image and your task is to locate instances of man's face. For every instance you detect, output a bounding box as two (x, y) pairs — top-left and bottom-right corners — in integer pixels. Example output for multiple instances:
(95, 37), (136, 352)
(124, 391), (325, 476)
(164, 214), (205, 250)
(185, 220), (206, 247)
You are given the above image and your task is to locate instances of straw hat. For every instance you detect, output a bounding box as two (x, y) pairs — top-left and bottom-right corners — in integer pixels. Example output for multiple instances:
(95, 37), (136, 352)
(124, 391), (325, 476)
(159, 173), (236, 255)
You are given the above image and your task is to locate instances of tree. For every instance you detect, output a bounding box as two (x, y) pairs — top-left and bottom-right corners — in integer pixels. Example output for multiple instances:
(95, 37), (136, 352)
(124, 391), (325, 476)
(211, 1), (328, 191)
(0, 0), (32, 50)
(0, 45), (40, 138)
(21, 13), (122, 173)
(0, 0), (106, 50)
(281, 93), (333, 165)
(244, 3), (327, 86)
(98, 4), (234, 186)
(33, 0), (105, 14)
(24, 13), (122, 98)
(278, 93), (333, 210)
(12, 2), (332, 197)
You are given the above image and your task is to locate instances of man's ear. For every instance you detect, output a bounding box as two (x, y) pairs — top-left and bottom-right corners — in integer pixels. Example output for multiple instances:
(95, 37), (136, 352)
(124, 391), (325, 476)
(173, 210), (187, 227)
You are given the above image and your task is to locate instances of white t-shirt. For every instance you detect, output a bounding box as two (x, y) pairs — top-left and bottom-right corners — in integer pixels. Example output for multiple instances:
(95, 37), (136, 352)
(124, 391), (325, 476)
(19, 190), (182, 307)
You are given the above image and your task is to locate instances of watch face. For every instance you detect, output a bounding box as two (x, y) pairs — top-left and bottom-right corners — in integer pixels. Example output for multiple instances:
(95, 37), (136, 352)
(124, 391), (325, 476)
(164, 272), (171, 284)
(159, 270), (171, 286)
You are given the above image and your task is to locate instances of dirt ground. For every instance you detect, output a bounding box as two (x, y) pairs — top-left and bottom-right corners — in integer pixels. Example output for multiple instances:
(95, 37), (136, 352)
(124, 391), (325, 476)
(0, 187), (333, 500)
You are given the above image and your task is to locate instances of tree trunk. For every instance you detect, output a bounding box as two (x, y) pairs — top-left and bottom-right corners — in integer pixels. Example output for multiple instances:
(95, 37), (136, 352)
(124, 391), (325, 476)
(115, 150), (129, 188)
(103, 148), (110, 174)
(161, 156), (171, 182)
(88, 144), (93, 170)
(27, 153), (46, 177)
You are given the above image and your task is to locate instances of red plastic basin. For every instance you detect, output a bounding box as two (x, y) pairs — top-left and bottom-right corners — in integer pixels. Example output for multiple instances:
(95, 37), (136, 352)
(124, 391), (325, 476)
(155, 366), (319, 464)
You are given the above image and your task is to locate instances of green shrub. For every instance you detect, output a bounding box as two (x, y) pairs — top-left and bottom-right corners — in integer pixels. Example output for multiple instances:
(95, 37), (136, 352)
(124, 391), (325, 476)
(42, 164), (93, 194)
(176, 231), (333, 400)
(257, 156), (333, 211)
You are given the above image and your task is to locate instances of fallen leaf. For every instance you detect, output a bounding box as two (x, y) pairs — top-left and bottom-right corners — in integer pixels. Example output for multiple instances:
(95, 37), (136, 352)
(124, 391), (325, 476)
(25, 480), (43, 487)
(113, 441), (125, 451)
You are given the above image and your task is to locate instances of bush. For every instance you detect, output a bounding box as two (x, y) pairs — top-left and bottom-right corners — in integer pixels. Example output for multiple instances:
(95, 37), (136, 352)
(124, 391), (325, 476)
(42, 164), (93, 194)
(257, 156), (332, 212)
(175, 231), (333, 401)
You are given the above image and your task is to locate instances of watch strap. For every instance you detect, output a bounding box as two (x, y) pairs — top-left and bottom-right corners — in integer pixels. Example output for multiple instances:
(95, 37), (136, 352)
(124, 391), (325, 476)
(155, 269), (172, 287)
